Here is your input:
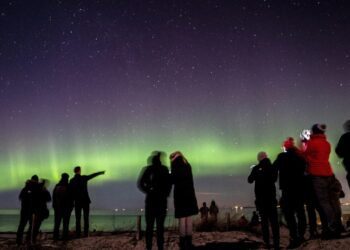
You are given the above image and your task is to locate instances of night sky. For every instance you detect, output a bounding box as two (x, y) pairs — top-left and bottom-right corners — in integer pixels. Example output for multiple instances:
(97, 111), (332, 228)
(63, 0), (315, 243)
(1, 0), (350, 210)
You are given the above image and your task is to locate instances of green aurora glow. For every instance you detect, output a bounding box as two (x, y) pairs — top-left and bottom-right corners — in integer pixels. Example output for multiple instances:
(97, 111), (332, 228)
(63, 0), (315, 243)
(2, 130), (344, 191)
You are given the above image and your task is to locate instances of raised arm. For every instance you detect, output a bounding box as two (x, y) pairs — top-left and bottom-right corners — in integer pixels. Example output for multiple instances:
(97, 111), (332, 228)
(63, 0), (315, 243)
(86, 171), (105, 181)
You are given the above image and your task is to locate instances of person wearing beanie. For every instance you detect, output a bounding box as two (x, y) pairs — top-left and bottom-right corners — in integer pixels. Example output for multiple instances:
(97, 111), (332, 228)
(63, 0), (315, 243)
(248, 152), (279, 249)
(53, 173), (73, 240)
(170, 151), (198, 250)
(273, 137), (307, 248)
(303, 123), (343, 239)
(336, 120), (350, 188)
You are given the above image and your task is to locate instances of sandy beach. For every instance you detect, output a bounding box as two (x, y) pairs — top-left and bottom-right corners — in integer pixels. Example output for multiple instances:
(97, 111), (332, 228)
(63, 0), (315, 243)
(2, 226), (350, 250)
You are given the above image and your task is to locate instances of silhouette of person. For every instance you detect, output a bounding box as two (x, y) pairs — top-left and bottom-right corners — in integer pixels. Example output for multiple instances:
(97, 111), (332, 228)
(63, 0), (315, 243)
(138, 151), (172, 250)
(16, 175), (40, 245)
(249, 211), (260, 227)
(53, 173), (73, 240)
(209, 200), (219, 224)
(302, 124), (343, 239)
(170, 151), (198, 250)
(336, 120), (350, 188)
(248, 151), (279, 250)
(69, 166), (105, 238)
(237, 215), (249, 227)
(31, 178), (51, 243)
(199, 202), (209, 223)
(273, 137), (306, 248)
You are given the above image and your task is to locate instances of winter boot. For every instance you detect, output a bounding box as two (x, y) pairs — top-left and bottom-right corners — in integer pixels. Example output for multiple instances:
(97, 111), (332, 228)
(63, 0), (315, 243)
(179, 236), (186, 250)
(185, 235), (194, 249)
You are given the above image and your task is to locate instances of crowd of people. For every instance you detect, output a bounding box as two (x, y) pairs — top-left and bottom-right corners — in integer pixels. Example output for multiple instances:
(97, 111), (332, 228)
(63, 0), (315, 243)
(16, 166), (105, 245)
(248, 120), (350, 250)
(14, 120), (350, 250)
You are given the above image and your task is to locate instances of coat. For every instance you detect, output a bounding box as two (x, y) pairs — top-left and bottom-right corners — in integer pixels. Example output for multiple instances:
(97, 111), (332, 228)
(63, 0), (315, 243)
(69, 171), (104, 205)
(138, 163), (172, 210)
(304, 134), (333, 176)
(273, 147), (306, 192)
(248, 158), (278, 210)
(53, 181), (73, 213)
(336, 132), (350, 172)
(171, 158), (198, 218)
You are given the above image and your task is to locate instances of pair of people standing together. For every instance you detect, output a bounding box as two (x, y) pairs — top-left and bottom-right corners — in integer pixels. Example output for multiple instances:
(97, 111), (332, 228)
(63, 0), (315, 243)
(52, 166), (105, 240)
(138, 151), (198, 250)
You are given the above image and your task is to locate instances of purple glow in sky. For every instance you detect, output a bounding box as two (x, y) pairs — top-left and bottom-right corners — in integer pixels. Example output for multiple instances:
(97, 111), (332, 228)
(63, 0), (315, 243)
(0, 0), (349, 209)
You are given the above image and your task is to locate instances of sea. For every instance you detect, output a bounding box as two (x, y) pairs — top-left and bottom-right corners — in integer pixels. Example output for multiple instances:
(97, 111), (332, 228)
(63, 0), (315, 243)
(2, 205), (350, 233)
(0, 207), (253, 233)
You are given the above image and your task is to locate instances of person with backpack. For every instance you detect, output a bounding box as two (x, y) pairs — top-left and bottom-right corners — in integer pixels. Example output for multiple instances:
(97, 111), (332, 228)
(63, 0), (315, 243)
(53, 173), (73, 240)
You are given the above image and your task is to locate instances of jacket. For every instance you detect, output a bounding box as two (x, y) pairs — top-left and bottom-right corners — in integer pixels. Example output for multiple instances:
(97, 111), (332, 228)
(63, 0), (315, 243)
(273, 147), (306, 192)
(248, 158), (278, 209)
(171, 158), (199, 218)
(53, 181), (73, 212)
(336, 132), (350, 171)
(138, 163), (172, 209)
(304, 134), (333, 176)
(69, 171), (104, 205)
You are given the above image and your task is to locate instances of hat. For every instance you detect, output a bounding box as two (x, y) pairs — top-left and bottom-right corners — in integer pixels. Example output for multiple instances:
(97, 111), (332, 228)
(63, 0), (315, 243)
(257, 151), (268, 162)
(283, 137), (295, 150)
(311, 124), (326, 134)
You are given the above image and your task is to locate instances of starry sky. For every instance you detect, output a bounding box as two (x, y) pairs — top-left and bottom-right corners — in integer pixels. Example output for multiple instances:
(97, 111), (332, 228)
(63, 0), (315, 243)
(0, 0), (350, 209)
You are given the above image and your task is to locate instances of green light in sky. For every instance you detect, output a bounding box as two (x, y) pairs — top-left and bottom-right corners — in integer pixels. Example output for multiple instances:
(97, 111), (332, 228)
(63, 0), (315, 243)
(1, 136), (279, 190)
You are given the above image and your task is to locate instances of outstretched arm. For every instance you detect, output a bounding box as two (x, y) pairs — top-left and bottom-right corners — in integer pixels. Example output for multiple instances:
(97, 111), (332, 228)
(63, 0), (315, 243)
(87, 171), (105, 181)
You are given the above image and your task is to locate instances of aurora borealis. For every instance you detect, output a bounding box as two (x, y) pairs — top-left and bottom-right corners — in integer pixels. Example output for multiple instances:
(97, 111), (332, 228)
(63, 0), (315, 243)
(1, 1), (350, 208)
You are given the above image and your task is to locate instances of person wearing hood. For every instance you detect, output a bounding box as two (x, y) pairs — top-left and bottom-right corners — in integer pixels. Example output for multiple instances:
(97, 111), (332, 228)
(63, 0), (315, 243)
(53, 173), (73, 240)
(303, 123), (343, 239)
(138, 151), (172, 250)
(32, 178), (51, 243)
(273, 137), (307, 248)
(248, 152), (279, 250)
(170, 151), (198, 250)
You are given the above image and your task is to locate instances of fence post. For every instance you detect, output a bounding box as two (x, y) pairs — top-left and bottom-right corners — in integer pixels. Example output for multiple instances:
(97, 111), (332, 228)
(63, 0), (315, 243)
(136, 215), (142, 240)
(226, 212), (230, 230)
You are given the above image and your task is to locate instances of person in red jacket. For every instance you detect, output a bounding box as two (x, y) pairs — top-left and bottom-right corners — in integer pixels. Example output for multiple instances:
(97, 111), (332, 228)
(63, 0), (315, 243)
(303, 123), (343, 239)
